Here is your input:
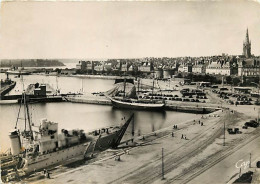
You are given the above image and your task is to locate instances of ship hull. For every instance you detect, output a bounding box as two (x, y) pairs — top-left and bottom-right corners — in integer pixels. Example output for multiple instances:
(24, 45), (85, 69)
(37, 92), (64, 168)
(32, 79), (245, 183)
(110, 98), (165, 111)
(20, 142), (91, 174)
(6, 71), (30, 75)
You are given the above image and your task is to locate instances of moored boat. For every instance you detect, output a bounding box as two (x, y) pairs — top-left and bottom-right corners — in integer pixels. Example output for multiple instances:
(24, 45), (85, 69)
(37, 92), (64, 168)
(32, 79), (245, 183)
(106, 77), (165, 110)
(108, 96), (165, 110)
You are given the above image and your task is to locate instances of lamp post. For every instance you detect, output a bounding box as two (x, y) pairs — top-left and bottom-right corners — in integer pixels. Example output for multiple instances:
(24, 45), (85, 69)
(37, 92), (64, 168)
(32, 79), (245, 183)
(162, 148), (165, 180)
(223, 122), (225, 146)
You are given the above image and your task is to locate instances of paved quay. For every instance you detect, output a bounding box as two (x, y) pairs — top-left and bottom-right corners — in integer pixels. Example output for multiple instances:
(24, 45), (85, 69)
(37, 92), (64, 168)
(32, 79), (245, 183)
(29, 101), (260, 184)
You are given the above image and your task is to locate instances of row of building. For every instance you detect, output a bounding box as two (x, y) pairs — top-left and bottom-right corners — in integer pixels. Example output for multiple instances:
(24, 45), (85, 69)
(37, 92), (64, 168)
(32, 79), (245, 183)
(75, 29), (259, 78)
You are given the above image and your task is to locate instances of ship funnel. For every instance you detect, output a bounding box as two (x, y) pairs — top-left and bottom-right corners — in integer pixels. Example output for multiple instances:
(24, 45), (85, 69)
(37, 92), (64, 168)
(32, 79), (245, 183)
(9, 130), (21, 155)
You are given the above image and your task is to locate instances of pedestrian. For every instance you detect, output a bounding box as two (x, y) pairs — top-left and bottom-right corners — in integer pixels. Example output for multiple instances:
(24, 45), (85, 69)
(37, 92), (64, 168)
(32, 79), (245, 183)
(181, 134), (184, 139)
(176, 125), (178, 129)
(201, 122), (203, 126)
(172, 132), (174, 137)
(198, 120), (200, 124)
(44, 170), (48, 178)
(47, 171), (50, 179)
(185, 136), (187, 140)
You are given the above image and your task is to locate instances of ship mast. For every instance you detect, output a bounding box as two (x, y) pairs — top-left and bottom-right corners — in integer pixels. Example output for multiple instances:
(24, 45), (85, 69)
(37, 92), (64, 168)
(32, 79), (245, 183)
(56, 75), (60, 94)
(15, 75), (34, 141)
(137, 78), (140, 92)
(123, 72), (126, 98)
(81, 78), (84, 93)
(152, 72), (155, 96)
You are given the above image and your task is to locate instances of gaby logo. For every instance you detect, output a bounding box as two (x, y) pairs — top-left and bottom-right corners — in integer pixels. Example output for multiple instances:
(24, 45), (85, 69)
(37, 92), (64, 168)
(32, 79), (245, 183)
(235, 159), (250, 170)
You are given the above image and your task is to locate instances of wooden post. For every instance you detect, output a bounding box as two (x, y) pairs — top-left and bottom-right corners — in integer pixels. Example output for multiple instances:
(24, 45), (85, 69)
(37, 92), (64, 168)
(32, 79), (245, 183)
(132, 114), (135, 137)
(162, 148), (165, 180)
(249, 153), (251, 168)
(223, 122), (225, 146)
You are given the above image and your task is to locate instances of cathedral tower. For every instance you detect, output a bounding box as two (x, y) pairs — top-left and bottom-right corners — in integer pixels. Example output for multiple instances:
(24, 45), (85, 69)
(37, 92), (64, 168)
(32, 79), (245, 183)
(243, 28), (251, 58)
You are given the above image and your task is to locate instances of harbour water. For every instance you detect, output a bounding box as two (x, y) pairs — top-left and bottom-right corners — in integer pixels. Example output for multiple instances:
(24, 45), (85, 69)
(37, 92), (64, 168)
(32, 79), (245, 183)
(0, 73), (198, 152)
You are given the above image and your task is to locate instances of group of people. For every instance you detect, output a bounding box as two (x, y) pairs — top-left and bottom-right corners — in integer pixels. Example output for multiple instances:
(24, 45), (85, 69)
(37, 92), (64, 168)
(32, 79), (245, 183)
(171, 125), (188, 140)
(198, 120), (204, 126)
(181, 134), (187, 140)
(43, 169), (51, 179)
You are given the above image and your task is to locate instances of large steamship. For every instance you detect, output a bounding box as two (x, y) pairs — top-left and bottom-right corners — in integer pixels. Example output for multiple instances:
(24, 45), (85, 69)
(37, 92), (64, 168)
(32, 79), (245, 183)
(4, 93), (134, 181)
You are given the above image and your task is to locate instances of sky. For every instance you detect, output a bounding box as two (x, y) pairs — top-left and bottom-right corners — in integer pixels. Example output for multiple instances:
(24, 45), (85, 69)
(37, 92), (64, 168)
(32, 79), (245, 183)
(0, 0), (260, 59)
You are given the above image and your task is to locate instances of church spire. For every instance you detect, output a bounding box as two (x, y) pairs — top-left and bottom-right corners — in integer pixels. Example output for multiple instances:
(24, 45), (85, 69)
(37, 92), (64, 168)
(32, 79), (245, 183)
(243, 28), (251, 58)
(245, 27), (250, 44)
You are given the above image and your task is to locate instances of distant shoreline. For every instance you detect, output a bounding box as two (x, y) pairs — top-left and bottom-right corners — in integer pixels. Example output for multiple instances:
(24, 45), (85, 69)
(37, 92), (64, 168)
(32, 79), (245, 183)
(0, 59), (65, 68)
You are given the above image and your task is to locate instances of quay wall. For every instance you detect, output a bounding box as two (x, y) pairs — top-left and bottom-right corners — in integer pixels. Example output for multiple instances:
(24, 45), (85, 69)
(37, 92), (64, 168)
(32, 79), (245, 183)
(66, 96), (219, 113)
(65, 96), (111, 105)
(165, 105), (219, 114)
(34, 73), (135, 80)
(0, 82), (16, 98)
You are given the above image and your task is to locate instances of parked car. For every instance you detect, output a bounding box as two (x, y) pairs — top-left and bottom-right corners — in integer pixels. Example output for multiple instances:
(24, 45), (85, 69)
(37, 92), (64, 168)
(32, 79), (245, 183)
(244, 120), (259, 128)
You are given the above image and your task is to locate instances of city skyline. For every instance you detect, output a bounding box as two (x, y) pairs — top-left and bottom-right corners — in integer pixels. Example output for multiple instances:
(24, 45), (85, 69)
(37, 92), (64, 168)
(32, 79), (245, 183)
(0, 1), (260, 59)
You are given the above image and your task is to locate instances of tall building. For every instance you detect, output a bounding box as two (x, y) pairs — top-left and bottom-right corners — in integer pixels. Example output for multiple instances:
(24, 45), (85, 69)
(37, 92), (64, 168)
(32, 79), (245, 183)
(243, 28), (251, 58)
